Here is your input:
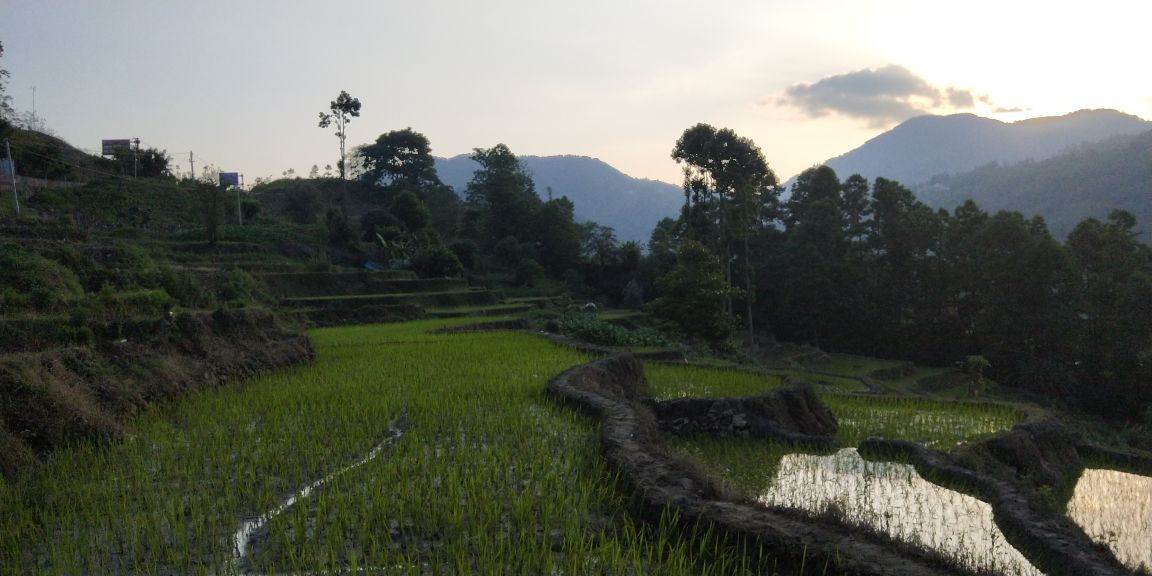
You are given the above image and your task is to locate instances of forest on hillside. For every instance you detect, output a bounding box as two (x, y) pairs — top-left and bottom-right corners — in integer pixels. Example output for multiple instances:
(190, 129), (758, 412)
(652, 125), (1151, 422)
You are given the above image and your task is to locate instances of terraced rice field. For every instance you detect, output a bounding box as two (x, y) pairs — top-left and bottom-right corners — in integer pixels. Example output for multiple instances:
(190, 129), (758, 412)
(652, 361), (1054, 574)
(0, 319), (755, 575)
(5, 320), (1146, 575)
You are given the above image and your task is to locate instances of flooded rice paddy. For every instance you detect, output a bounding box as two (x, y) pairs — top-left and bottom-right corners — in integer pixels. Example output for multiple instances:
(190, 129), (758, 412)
(759, 448), (1044, 576)
(1067, 468), (1152, 572)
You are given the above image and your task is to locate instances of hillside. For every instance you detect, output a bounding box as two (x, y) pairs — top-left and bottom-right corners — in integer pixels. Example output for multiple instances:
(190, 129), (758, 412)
(915, 129), (1152, 238)
(819, 109), (1151, 187)
(1, 126), (108, 182)
(436, 154), (682, 244)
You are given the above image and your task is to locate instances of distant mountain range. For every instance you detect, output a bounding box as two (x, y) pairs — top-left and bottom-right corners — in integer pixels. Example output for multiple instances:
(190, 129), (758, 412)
(435, 154), (682, 244)
(820, 109), (1151, 187)
(812, 109), (1152, 238)
(916, 129), (1152, 238)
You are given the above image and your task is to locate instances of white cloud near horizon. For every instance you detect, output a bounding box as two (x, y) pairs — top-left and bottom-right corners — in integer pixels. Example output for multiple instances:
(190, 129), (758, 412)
(778, 65), (988, 127)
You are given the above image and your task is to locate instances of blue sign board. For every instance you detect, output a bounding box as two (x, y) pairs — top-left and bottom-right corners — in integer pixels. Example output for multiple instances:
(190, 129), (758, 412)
(219, 172), (240, 187)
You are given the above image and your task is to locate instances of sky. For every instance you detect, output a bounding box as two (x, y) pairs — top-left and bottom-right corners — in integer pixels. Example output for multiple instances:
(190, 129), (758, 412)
(2, 0), (1150, 185)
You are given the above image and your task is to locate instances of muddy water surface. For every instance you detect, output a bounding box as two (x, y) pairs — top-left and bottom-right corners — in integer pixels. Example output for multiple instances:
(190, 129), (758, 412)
(1066, 468), (1152, 573)
(759, 448), (1044, 576)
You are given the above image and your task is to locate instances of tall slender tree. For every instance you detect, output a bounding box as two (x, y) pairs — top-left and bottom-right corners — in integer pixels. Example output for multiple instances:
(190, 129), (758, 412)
(317, 90), (361, 181)
(671, 124), (776, 349)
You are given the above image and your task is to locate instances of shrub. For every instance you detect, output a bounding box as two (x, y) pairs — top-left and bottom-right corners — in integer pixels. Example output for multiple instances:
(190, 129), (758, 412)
(411, 245), (463, 278)
(551, 310), (667, 348)
(514, 259), (545, 287)
(219, 268), (271, 308)
(449, 240), (478, 270)
(283, 187), (321, 224)
(325, 209), (356, 246)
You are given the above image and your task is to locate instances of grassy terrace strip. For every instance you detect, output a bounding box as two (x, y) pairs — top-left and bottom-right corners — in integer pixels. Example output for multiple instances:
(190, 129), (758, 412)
(280, 290), (500, 309)
(0, 319), (757, 575)
(282, 289), (494, 302)
(646, 363), (787, 398)
(646, 362), (870, 396)
(425, 303), (536, 318)
(825, 395), (1026, 449)
(646, 362), (1025, 449)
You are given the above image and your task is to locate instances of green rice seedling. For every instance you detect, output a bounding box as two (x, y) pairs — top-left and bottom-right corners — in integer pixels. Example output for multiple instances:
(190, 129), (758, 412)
(823, 394), (1025, 449)
(646, 363), (786, 399)
(669, 435), (807, 496)
(0, 317), (778, 575)
(804, 354), (908, 377)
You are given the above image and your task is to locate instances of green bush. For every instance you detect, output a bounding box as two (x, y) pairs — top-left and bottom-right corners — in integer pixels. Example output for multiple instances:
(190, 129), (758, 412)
(514, 259), (545, 287)
(219, 268), (271, 307)
(0, 243), (84, 313)
(411, 245), (463, 278)
(551, 310), (666, 348)
(96, 286), (176, 319)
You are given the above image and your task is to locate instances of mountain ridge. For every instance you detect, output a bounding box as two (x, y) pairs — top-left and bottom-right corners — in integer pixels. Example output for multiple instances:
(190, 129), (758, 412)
(435, 154), (683, 245)
(914, 128), (1152, 238)
(818, 108), (1151, 187)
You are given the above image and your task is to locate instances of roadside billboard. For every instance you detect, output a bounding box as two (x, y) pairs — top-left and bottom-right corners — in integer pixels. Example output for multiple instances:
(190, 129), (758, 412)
(101, 139), (132, 156)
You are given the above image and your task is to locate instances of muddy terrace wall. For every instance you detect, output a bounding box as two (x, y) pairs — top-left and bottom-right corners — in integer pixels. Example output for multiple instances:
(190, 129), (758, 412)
(0, 308), (314, 479)
(546, 354), (974, 576)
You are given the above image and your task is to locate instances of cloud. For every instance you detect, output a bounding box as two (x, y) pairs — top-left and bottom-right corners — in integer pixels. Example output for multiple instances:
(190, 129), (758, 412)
(778, 65), (983, 127)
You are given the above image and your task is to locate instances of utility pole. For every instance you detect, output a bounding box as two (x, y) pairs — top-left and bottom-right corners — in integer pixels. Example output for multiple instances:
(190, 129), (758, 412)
(238, 174), (245, 225)
(189, 151), (195, 182)
(132, 138), (140, 178)
(4, 139), (19, 217)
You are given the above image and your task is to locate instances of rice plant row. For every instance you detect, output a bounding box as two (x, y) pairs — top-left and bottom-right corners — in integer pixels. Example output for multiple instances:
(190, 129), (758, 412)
(0, 318), (759, 575)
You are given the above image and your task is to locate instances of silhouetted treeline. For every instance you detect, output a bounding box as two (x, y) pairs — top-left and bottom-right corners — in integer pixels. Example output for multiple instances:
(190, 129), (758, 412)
(651, 163), (1152, 421)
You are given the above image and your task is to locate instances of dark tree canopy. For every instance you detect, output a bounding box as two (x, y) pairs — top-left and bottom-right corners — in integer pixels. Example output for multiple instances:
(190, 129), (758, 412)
(109, 147), (172, 179)
(646, 239), (737, 347)
(360, 128), (441, 189)
(671, 123), (777, 350)
(465, 143), (540, 247)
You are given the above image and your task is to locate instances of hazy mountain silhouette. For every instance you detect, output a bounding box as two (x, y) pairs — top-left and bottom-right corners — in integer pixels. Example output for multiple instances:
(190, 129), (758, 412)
(819, 109), (1151, 187)
(915, 129), (1152, 239)
(436, 154), (683, 244)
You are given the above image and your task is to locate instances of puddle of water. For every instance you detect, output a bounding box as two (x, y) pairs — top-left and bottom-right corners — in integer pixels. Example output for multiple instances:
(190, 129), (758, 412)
(1066, 468), (1152, 573)
(758, 448), (1044, 576)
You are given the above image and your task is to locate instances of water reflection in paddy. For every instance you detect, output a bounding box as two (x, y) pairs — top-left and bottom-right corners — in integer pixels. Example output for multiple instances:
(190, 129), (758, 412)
(758, 448), (1043, 576)
(1066, 468), (1152, 573)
